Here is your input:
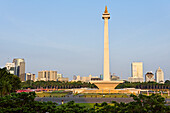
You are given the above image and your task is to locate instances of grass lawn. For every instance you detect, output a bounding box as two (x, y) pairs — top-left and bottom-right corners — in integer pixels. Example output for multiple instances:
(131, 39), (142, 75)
(80, 93), (129, 98)
(57, 103), (114, 108)
(36, 92), (69, 97)
(77, 103), (114, 108)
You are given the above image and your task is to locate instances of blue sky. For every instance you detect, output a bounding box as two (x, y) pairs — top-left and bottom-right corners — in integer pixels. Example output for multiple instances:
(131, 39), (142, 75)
(0, 0), (170, 80)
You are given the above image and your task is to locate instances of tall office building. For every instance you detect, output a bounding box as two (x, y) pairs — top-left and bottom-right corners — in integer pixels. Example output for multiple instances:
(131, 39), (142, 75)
(155, 67), (164, 83)
(38, 70), (57, 81)
(5, 63), (15, 74)
(128, 62), (144, 82)
(132, 62), (143, 78)
(13, 58), (25, 82)
(145, 72), (154, 82)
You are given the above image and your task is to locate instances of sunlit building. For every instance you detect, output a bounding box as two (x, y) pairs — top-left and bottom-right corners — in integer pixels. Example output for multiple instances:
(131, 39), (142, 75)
(5, 63), (15, 74)
(26, 73), (35, 81)
(128, 62), (144, 83)
(155, 67), (164, 83)
(72, 75), (100, 82)
(145, 72), (154, 82)
(13, 58), (25, 82)
(38, 70), (57, 81)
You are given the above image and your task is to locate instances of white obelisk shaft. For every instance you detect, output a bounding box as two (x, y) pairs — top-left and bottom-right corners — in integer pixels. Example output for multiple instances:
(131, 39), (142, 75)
(102, 6), (110, 81)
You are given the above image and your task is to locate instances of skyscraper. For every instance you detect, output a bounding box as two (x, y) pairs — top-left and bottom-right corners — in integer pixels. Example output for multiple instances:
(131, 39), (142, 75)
(13, 58), (25, 82)
(155, 67), (164, 83)
(128, 62), (144, 82)
(132, 62), (143, 78)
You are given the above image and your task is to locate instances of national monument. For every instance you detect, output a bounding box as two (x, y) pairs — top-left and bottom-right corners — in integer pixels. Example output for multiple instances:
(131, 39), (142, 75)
(91, 6), (123, 90)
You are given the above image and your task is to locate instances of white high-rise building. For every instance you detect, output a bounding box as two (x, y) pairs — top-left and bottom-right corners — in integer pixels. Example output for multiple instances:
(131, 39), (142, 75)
(128, 62), (144, 82)
(155, 67), (164, 83)
(5, 63), (15, 74)
(132, 62), (143, 78)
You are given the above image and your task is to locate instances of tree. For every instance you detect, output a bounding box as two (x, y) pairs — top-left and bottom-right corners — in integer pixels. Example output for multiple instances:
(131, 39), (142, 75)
(0, 68), (21, 96)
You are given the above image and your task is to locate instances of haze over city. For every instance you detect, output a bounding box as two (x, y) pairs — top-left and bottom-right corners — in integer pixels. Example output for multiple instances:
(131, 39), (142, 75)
(0, 0), (170, 80)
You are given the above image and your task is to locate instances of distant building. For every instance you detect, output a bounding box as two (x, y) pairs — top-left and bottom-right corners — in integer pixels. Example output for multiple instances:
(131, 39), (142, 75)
(13, 58), (25, 82)
(5, 63), (15, 74)
(57, 73), (62, 79)
(26, 73), (35, 81)
(73, 75), (77, 80)
(155, 67), (164, 83)
(128, 62), (144, 83)
(111, 75), (120, 80)
(131, 62), (143, 78)
(145, 72), (154, 82)
(38, 70), (57, 81)
(57, 77), (69, 82)
(100, 74), (103, 80)
(72, 75), (100, 82)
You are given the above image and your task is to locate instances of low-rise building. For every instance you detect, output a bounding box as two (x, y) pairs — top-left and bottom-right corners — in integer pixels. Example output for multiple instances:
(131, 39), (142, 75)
(72, 75), (100, 82)
(145, 72), (154, 82)
(57, 77), (69, 82)
(5, 63), (15, 74)
(128, 77), (144, 83)
(26, 73), (35, 81)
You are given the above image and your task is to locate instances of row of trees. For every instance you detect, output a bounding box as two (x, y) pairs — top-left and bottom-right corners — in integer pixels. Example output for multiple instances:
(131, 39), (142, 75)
(116, 81), (170, 90)
(0, 68), (21, 97)
(21, 80), (98, 89)
(1, 92), (170, 112)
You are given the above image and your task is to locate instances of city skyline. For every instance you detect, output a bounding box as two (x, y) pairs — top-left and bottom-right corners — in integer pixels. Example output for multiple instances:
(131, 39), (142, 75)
(0, 0), (170, 80)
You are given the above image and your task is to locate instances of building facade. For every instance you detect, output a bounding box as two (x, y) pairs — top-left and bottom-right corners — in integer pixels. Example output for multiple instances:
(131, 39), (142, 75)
(5, 63), (15, 74)
(26, 73), (35, 81)
(56, 73), (62, 79)
(155, 67), (164, 83)
(128, 62), (144, 83)
(38, 70), (57, 81)
(57, 77), (69, 82)
(145, 72), (154, 82)
(72, 75), (100, 82)
(13, 58), (25, 82)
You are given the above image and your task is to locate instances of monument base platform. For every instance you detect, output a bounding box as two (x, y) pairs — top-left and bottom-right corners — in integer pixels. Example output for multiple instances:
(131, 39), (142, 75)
(90, 80), (123, 90)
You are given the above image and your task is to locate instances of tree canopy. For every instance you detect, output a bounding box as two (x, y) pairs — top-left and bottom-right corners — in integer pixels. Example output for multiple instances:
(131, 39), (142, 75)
(0, 92), (170, 112)
(0, 68), (21, 97)
(21, 80), (98, 89)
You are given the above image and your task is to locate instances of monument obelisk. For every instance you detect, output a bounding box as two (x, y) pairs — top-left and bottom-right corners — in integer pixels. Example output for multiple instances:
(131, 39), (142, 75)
(90, 6), (123, 90)
(102, 6), (110, 81)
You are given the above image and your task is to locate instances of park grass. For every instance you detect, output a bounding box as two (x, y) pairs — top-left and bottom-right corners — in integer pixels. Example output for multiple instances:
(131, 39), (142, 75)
(77, 103), (114, 108)
(36, 92), (69, 97)
(57, 103), (115, 108)
(80, 93), (129, 98)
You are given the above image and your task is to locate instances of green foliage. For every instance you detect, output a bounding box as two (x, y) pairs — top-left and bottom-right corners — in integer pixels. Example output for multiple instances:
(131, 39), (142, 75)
(165, 80), (170, 84)
(0, 92), (58, 113)
(115, 81), (170, 90)
(21, 80), (98, 89)
(0, 92), (170, 112)
(94, 94), (170, 113)
(0, 68), (21, 96)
